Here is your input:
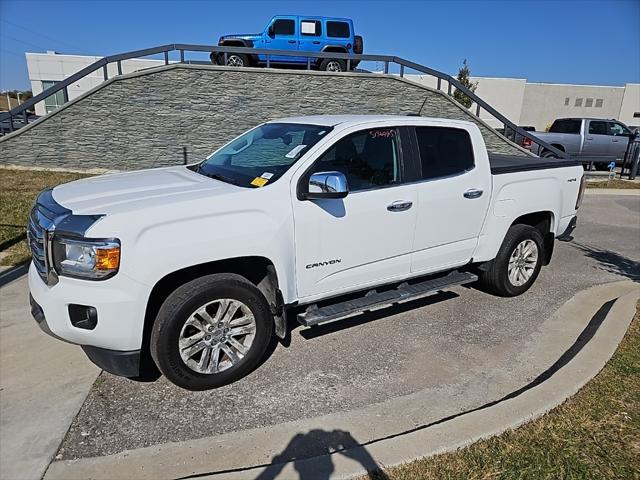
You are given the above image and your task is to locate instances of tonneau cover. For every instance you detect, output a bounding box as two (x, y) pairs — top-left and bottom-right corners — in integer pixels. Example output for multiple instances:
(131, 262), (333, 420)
(489, 153), (580, 175)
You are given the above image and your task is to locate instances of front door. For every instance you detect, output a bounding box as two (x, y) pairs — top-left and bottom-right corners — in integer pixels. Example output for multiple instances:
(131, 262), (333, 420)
(264, 17), (301, 63)
(292, 127), (417, 300)
(410, 126), (491, 273)
(608, 121), (632, 161)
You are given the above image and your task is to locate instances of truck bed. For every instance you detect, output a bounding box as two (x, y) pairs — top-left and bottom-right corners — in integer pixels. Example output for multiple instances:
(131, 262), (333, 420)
(489, 153), (579, 175)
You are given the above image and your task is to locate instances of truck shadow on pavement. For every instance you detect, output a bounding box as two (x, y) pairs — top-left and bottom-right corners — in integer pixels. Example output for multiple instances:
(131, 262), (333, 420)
(571, 241), (640, 281)
(253, 429), (388, 480)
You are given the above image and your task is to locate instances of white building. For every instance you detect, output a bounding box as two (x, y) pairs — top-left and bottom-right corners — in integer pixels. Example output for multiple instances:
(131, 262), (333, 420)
(25, 51), (640, 130)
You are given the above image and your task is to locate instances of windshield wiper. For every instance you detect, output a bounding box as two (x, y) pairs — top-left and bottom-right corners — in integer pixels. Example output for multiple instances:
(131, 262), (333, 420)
(197, 167), (241, 186)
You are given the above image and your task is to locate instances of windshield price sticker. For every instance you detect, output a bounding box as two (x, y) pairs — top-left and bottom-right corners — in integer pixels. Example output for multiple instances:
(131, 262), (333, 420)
(285, 145), (307, 159)
(251, 177), (269, 187)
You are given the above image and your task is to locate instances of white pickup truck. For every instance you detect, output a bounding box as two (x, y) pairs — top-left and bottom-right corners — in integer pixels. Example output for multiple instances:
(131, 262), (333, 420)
(28, 115), (585, 390)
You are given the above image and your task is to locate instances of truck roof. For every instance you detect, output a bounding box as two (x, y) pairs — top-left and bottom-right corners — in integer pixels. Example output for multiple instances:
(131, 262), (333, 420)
(274, 114), (476, 128)
(271, 15), (352, 22)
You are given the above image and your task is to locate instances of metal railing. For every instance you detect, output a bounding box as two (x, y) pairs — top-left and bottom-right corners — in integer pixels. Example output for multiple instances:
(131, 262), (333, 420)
(0, 43), (567, 158)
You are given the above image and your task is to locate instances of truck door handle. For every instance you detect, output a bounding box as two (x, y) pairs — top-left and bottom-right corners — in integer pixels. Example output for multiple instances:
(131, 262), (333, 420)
(612, 139), (620, 142)
(586, 137), (594, 140)
(463, 189), (483, 199)
(288, 40), (297, 44)
(387, 200), (413, 212)
(312, 41), (320, 44)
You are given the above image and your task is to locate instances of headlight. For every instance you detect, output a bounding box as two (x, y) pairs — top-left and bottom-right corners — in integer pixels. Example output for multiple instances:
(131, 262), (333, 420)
(52, 237), (120, 280)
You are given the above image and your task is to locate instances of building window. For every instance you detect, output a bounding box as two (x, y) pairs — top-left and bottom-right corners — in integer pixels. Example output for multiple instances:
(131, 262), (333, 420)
(42, 80), (65, 113)
(564, 97), (570, 106)
(585, 98), (593, 107)
(574, 98), (583, 107)
(595, 99), (604, 108)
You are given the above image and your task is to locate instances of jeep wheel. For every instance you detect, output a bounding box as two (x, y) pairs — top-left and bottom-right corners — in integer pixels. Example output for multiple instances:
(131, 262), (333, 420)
(479, 224), (544, 297)
(320, 58), (346, 72)
(225, 53), (249, 67)
(151, 273), (273, 391)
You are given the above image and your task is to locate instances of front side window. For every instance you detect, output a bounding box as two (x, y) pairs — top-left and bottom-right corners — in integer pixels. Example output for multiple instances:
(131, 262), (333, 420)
(415, 127), (474, 180)
(300, 20), (321, 36)
(588, 121), (608, 135)
(310, 128), (400, 191)
(326, 21), (350, 38)
(273, 19), (295, 36)
(42, 80), (65, 113)
(197, 123), (331, 187)
(609, 122), (629, 136)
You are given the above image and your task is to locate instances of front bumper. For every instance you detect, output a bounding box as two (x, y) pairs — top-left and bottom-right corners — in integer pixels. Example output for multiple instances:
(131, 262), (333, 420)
(28, 263), (151, 352)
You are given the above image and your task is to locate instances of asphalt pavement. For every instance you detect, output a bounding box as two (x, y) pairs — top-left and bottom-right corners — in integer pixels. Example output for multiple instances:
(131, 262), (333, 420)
(56, 193), (639, 460)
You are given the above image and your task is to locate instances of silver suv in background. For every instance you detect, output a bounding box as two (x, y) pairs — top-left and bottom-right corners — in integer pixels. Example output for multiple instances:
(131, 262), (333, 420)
(531, 118), (638, 169)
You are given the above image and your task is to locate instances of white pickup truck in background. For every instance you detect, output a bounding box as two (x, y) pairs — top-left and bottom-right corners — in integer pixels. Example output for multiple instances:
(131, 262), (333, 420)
(28, 115), (585, 390)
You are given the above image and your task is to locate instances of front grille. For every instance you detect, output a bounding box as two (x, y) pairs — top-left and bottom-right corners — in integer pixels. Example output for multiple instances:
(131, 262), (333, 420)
(27, 207), (49, 282)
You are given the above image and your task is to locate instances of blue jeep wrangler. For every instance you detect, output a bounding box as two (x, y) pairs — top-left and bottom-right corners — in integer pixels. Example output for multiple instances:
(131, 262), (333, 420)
(212, 15), (363, 71)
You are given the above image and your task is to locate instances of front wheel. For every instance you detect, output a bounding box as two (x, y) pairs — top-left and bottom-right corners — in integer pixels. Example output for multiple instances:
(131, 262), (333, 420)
(150, 273), (273, 391)
(479, 224), (544, 297)
(224, 53), (249, 67)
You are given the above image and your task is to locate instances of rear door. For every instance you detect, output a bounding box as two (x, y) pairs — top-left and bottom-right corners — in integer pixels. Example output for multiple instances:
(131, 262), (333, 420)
(409, 125), (491, 274)
(324, 20), (352, 49)
(584, 120), (611, 158)
(298, 19), (323, 64)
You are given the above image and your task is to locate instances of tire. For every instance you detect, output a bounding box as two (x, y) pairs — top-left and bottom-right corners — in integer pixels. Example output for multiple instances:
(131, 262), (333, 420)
(209, 52), (218, 65)
(479, 224), (544, 297)
(150, 273), (273, 391)
(224, 53), (249, 67)
(319, 58), (346, 72)
(541, 150), (559, 159)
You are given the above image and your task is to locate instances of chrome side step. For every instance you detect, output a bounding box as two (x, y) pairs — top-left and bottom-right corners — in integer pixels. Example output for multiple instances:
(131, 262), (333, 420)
(297, 270), (477, 327)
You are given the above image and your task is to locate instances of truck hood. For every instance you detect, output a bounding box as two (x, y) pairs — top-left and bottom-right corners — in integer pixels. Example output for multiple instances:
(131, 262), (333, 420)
(219, 33), (261, 41)
(52, 166), (239, 216)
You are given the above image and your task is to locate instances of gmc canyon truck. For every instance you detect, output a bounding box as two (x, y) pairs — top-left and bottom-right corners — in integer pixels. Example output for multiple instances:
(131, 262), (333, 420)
(28, 116), (585, 391)
(531, 117), (638, 170)
(212, 15), (363, 71)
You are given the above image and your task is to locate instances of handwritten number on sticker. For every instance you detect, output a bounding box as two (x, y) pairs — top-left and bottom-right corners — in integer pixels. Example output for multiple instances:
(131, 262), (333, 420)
(370, 129), (396, 138)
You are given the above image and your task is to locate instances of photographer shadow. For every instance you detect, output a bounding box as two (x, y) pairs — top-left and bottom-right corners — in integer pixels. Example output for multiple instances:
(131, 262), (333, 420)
(255, 428), (388, 480)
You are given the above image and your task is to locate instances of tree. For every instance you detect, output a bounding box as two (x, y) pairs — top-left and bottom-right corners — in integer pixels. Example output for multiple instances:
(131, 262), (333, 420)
(453, 59), (478, 108)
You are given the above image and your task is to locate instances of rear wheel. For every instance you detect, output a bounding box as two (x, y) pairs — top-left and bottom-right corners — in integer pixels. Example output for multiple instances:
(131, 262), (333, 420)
(320, 58), (346, 72)
(479, 224), (544, 297)
(542, 150), (559, 159)
(151, 273), (273, 391)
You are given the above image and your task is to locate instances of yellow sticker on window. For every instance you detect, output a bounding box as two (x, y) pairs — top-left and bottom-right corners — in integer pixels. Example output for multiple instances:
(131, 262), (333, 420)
(251, 177), (269, 187)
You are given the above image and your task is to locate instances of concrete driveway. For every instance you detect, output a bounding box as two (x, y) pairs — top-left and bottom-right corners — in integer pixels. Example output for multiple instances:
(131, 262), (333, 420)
(55, 193), (639, 459)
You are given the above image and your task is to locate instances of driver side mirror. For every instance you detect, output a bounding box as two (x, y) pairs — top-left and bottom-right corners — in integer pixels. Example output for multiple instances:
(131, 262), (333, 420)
(304, 171), (348, 200)
(268, 25), (275, 37)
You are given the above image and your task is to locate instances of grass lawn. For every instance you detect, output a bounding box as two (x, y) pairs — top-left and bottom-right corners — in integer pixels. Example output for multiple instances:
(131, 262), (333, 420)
(0, 168), (90, 266)
(586, 179), (640, 189)
(370, 305), (640, 480)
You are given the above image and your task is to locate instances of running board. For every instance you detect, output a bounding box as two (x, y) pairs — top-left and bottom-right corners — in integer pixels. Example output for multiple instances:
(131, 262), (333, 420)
(297, 270), (478, 327)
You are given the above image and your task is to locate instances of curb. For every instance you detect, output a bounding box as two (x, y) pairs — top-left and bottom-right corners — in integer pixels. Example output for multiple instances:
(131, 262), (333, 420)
(0, 263), (29, 289)
(44, 281), (639, 480)
(585, 189), (640, 196)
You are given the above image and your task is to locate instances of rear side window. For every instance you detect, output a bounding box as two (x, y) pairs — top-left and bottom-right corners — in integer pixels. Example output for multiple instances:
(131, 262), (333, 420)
(415, 127), (475, 180)
(588, 121), (608, 135)
(326, 21), (350, 38)
(273, 19), (295, 35)
(549, 119), (581, 134)
(300, 20), (321, 36)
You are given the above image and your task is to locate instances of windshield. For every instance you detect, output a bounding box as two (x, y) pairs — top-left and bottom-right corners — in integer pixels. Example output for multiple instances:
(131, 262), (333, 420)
(196, 123), (332, 188)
